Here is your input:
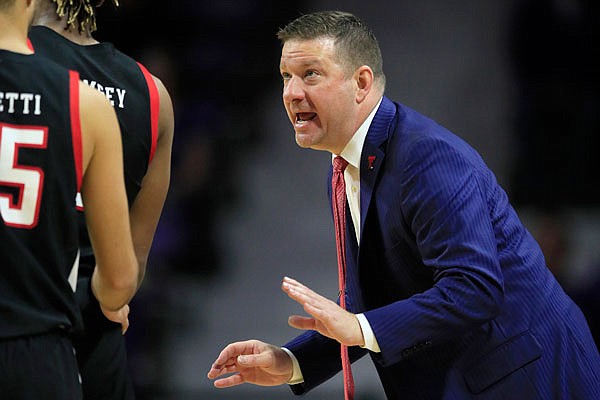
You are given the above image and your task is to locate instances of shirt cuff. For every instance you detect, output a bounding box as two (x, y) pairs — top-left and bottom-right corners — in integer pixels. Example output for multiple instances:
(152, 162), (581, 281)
(356, 313), (381, 353)
(281, 347), (304, 384)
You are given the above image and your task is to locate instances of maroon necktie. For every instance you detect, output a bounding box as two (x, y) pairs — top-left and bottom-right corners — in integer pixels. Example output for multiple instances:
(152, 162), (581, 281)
(332, 156), (355, 400)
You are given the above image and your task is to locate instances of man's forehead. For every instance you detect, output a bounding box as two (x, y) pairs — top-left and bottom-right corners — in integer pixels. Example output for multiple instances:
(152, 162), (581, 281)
(282, 37), (335, 52)
(280, 38), (336, 66)
(280, 54), (324, 67)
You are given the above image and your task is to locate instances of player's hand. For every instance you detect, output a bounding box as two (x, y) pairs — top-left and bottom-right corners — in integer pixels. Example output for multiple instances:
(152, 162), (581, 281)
(207, 340), (293, 388)
(100, 304), (130, 334)
(282, 276), (364, 347)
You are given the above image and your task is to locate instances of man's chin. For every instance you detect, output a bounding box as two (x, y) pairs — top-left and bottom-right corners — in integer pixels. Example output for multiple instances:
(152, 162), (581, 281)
(294, 131), (313, 148)
(295, 136), (329, 153)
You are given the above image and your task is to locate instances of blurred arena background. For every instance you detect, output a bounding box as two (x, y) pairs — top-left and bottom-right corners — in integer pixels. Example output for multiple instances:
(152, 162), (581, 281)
(94, 0), (600, 398)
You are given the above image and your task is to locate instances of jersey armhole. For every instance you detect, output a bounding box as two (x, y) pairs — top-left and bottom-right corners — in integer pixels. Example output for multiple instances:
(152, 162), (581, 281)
(136, 62), (159, 164)
(69, 70), (83, 192)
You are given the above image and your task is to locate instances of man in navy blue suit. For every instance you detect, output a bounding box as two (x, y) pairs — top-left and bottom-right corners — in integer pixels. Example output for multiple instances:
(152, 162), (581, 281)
(208, 10), (600, 399)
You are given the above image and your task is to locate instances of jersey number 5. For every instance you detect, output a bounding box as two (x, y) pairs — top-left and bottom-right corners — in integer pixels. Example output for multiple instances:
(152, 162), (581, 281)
(0, 124), (48, 229)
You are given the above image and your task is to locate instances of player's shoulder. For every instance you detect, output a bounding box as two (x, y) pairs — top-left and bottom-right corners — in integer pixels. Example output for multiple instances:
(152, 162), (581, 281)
(105, 43), (148, 74)
(133, 60), (172, 107)
(28, 25), (50, 40)
(28, 25), (64, 49)
(78, 79), (115, 118)
(27, 50), (74, 81)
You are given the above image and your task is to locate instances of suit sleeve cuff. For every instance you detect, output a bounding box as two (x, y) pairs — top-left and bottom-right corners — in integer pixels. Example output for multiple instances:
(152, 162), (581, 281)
(281, 347), (304, 384)
(356, 313), (381, 353)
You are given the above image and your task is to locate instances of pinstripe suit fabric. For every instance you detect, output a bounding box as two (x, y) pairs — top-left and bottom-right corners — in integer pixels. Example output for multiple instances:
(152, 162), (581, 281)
(285, 97), (600, 399)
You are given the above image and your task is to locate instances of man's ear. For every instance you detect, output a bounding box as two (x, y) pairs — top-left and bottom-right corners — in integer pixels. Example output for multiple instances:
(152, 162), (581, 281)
(355, 65), (374, 103)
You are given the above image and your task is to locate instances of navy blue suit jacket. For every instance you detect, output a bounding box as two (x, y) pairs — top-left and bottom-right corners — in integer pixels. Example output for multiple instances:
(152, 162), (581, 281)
(284, 97), (600, 399)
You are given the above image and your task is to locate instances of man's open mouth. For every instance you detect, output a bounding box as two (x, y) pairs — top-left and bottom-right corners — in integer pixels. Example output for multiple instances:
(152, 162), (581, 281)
(296, 112), (317, 123)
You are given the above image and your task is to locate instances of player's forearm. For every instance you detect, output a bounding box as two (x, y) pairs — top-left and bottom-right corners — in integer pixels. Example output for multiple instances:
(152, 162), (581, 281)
(91, 265), (137, 311)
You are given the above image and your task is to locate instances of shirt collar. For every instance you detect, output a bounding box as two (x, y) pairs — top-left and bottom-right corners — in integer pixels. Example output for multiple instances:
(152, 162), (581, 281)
(333, 97), (383, 169)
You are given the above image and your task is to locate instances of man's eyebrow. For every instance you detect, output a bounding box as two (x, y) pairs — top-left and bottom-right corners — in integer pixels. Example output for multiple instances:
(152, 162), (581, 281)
(280, 62), (320, 73)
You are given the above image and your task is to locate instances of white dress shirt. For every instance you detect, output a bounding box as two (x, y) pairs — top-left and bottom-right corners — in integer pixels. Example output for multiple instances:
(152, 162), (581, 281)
(285, 98), (383, 384)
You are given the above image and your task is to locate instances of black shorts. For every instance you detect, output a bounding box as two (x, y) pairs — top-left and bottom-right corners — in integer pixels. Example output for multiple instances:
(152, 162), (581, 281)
(0, 331), (82, 399)
(73, 274), (135, 400)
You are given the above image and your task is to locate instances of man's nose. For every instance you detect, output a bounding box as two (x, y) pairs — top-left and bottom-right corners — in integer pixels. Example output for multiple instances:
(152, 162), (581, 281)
(283, 77), (304, 102)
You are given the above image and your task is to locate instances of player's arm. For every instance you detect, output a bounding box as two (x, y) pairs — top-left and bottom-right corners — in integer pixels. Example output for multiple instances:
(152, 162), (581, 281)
(129, 75), (174, 288)
(79, 81), (138, 311)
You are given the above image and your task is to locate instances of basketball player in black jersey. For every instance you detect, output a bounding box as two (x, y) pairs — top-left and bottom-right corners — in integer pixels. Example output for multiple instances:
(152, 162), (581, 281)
(29, 1), (174, 399)
(0, 0), (139, 398)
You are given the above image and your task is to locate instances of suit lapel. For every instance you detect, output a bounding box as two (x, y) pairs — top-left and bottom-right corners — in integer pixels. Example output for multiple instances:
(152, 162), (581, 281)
(359, 97), (396, 245)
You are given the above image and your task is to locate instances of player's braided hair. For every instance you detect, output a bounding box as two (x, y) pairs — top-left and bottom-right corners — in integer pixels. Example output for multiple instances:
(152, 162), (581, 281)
(52, 0), (119, 33)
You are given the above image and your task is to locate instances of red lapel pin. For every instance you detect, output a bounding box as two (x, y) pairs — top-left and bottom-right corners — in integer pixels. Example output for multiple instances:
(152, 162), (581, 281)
(368, 155), (376, 170)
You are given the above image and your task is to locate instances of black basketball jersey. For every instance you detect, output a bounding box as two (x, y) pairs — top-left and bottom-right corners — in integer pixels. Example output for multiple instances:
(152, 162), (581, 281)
(29, 26), (159, 272)
(0, 49), (82, 338)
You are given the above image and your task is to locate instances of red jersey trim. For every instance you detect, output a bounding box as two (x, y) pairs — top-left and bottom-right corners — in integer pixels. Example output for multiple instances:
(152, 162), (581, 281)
(137, 62), (159, 164)
(69, 70), (83, 193)
(26, 38), (34, 52)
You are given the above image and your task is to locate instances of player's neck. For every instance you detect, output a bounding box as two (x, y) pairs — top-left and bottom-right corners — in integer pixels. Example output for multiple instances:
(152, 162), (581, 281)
(32, 1), (98, 46)
(35, 19), (99, 46)
(0, 16), (32, 54)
